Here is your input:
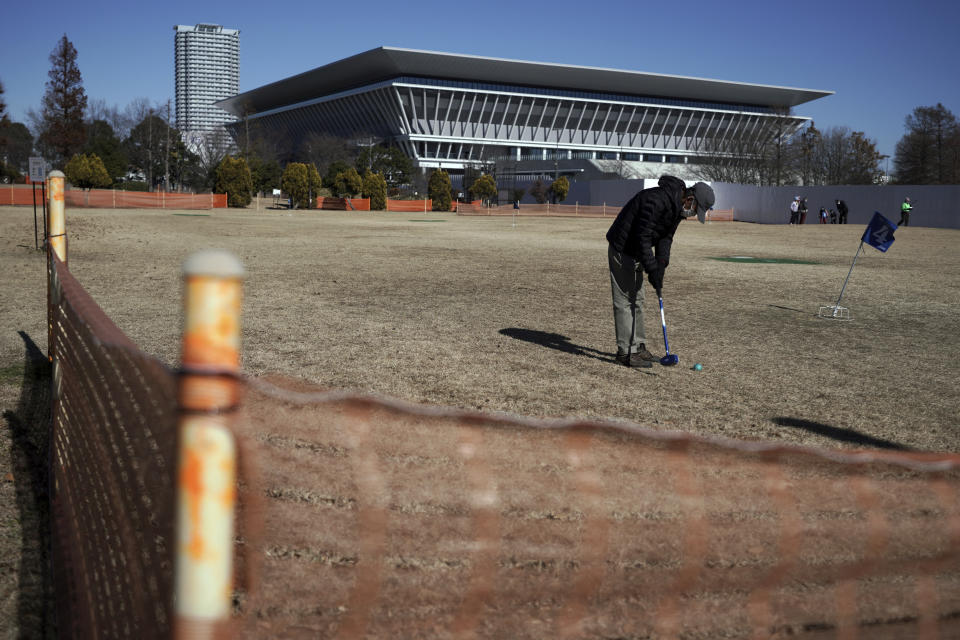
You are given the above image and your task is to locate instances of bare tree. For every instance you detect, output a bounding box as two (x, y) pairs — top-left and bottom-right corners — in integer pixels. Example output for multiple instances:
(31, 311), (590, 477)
(121, 98), (154, 140)
(85, 98), (127, 135)
(694, 136), (766, 185)
(296, 132), (357, 174)
(694, 109), (798, 186)
(789, 125), (885, 185)
(893, 103), (960, 184)
(190, 128), (234, 182)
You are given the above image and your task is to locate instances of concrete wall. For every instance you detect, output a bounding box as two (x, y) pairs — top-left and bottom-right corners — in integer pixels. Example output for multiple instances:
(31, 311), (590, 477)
(577, 179), (960, 229)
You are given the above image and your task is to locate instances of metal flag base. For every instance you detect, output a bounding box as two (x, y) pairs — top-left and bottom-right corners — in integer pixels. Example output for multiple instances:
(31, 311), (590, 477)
(818, 241), (863, 321)
(818, 305), (851, 320)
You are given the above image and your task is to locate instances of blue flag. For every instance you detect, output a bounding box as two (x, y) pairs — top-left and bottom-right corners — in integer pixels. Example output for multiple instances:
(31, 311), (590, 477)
(862, 211), (897, 252)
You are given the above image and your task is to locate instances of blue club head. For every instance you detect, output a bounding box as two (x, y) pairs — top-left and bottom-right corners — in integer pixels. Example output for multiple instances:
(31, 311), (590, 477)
(660, 354), (679, 366)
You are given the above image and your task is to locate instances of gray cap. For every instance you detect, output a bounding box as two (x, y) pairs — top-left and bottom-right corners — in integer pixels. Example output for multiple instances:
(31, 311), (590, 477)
(690, 182), (716, 224)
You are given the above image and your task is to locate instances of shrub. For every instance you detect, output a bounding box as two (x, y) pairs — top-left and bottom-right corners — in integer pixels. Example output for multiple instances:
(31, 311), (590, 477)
(281, 163), (310, 209)
(549, 176), (570, 203)
(214, 155), (253, 207)
(362, 170), (387, 210)
(469, 174), (497, 204)
(64, 153), (111, 190)
(306, 164), (322, 209)
(428, 169), (452, 211)
(333, 167), (362, 198)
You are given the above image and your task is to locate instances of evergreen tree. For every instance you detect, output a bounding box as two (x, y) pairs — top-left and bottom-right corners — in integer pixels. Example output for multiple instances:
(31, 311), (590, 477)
(548, 176), (570, 203)
(333, 167), (362, 197)
(428, 169), (452, 211)
(355, 144), (414, 190)
(0, 82), (34, 179)
(125, 112), (177, 189)
(214, 155), (253, 207)
(307, 163), (322, 208)
(64, 153), (111, 189)
(246, 153), (282, 195)
(323, 160), (352, 190)
(281, 163), (310, 209)
(0, 79), (9, 128)
(84, 119), (127, 181)
(469, 174), (497, 204)
(39, 35), (88, 166)
(362, 170), (387, 210)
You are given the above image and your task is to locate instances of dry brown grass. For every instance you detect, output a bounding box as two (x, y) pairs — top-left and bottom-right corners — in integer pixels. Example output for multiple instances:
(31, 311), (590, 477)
(5, 205), (957, 449)
(2, 204), (959, 637)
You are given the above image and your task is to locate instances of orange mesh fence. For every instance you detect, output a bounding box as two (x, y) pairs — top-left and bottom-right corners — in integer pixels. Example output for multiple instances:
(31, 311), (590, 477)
(2, 185), (47, 206)
(457, 202), (618, 217)
(387, 199), (433, 212)
(317, 197), (371, 211)
(49, 251), (179, 637)
(1, 185), (226, 209)
(236, 376), (960, 639)
(48, 252), (960, 639)
(48, 253), (253, 639)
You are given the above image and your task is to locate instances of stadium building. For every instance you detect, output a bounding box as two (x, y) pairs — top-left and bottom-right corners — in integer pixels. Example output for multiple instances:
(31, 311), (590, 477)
(174, 24), (240, 146)
(215, 47), (832, 187)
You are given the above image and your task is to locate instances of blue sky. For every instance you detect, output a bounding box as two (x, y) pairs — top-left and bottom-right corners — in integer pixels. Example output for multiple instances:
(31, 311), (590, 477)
(2, 0), (957, 165)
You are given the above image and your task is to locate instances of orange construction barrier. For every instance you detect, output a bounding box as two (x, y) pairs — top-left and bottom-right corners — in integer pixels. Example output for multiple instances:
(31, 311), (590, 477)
(317, 197), (371, 211)
(387, 199), (433, 212)
(705, 208), (735, 222)
(0, 185), (226, 209)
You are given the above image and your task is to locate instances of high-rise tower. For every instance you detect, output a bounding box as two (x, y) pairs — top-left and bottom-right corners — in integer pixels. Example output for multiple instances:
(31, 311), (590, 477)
(173, 24), (239, 144)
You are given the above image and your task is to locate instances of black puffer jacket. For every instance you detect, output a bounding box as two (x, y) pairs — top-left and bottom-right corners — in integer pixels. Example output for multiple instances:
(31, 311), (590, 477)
(605, 175), (686, 275)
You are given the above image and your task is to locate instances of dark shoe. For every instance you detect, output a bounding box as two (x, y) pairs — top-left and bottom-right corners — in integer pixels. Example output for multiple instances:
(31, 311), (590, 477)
(635, 344), (658, 362)
(616, 351), (652, 368)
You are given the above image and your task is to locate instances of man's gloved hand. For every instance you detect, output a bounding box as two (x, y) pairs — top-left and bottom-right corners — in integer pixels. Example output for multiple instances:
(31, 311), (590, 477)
(647, 258), (666, 292)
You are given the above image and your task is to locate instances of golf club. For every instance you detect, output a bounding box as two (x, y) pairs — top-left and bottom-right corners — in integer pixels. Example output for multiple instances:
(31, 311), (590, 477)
(658, 291), (679, 366)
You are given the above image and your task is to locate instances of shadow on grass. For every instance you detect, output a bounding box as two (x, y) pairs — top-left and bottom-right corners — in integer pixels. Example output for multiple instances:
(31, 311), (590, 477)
(772, 416), (911, 451)
(498, 328), (665, 376)
(2, 331), (55, 638)
(767, 304), (813, 315)
(499, 327), (616, 363)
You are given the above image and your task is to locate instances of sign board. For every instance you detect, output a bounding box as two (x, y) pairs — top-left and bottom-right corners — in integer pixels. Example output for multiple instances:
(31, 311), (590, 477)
(29, 157), (46, 183)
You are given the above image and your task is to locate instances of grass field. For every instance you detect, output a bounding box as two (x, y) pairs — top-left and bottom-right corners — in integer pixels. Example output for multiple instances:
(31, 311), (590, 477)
(1, 205), (959, 637)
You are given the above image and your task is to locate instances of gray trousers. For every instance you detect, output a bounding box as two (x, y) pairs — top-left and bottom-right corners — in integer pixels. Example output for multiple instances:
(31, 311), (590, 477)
(608, 244), (645, 354)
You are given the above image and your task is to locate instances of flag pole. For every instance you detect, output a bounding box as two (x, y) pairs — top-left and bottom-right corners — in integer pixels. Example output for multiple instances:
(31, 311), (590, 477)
(832, 240), (864, 316)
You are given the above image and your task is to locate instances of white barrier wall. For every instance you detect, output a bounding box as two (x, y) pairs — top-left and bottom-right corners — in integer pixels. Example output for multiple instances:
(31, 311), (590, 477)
(576, 179), (960, 229)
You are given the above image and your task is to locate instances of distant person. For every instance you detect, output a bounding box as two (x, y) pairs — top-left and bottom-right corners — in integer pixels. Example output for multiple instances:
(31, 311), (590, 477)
(606, 176), (715, 368)
(798, 197), (809, 224)
(789, 196), (800, 225)
(836, 199), (849, 224)
(899, 197), (913, 226)
(829, 208), (837, 224)
(819, 207), (828, 224)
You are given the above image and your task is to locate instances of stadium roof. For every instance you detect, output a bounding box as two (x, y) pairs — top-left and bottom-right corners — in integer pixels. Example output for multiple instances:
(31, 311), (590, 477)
(217, 47), (833, 117)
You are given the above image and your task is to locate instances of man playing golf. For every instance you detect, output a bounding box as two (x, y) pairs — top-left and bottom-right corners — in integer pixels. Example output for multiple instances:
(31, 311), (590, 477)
(606, 176), (715, 368)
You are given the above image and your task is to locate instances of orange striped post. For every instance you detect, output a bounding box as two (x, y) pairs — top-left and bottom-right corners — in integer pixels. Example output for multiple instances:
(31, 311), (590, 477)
(47, 171), (67, 264)
(47, 171), (66, 363)
(174, 249), (245, 637)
